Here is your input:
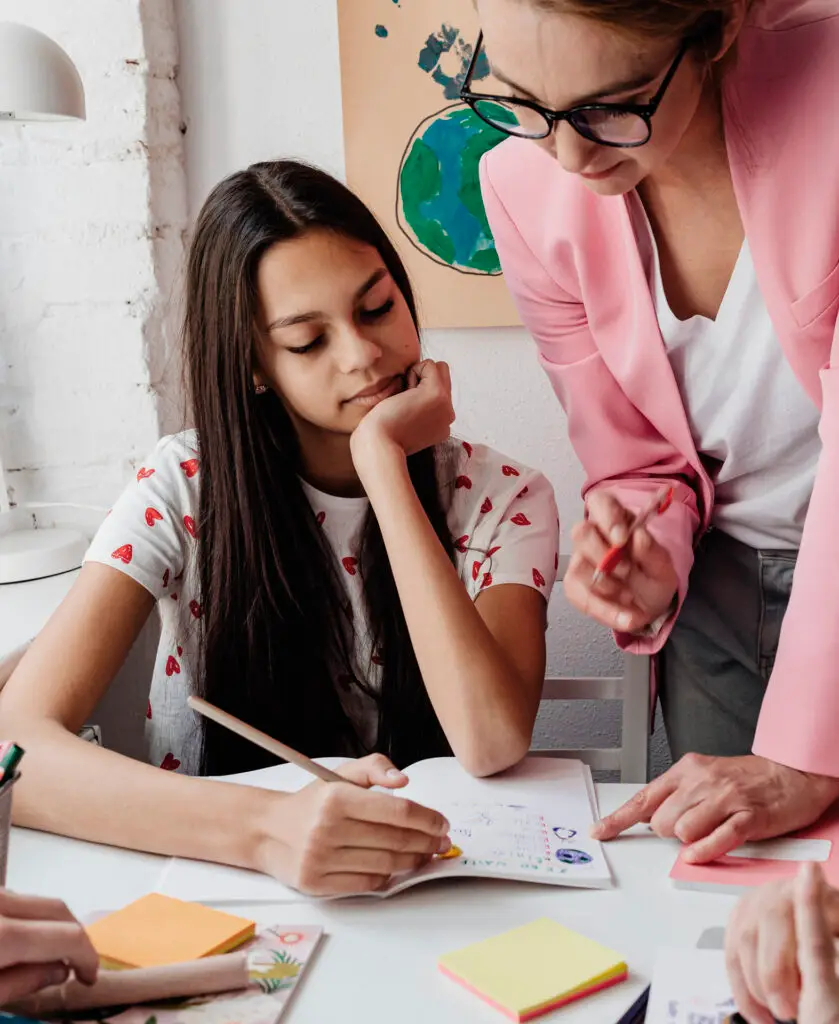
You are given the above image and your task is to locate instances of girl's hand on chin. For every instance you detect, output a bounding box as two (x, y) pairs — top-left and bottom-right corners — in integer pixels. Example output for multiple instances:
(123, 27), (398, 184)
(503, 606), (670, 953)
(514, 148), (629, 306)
(350, 360), (455, 468)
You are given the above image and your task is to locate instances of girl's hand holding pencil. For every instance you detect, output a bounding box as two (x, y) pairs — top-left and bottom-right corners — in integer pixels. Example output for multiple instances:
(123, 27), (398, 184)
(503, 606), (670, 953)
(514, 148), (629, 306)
(188, 695), (451, 897)
(251, 753), (452, 896)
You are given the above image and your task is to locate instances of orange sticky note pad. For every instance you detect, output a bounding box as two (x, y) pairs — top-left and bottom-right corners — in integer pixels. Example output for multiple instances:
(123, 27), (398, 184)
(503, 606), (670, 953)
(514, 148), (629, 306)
(85, 893), (255, 969)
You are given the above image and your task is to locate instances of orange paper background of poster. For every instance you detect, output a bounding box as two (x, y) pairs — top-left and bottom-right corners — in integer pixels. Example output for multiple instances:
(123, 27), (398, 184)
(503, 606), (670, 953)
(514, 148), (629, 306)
(337, 0), (521, 329)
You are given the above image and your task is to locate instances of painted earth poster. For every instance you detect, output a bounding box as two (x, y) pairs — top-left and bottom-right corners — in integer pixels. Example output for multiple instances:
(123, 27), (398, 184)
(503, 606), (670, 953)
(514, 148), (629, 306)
(337, 0), (521, 328)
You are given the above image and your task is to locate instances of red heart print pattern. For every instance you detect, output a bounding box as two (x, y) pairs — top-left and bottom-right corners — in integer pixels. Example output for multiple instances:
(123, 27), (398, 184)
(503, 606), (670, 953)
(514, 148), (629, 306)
(189, 600), (202, 619)
(144, 507), (163, 528)
(162, 568), (170, 588)
(455, 535), (469, 554)
(170, 593), (179, 601)
(533, 568), (546, 587)
(316, 511), (326, 526)
(455, 475), (472, 490)
(487, 546), (501, 557)
(517, 487), (529, 498)
(177, 645), (183, 656)
(166, 655), (181, 676)
(146, 701), (152, 720)
(502, 465), (520, 477)
(342, 556), (358, 576)
(472, 560), (482, 582)
(372, 651), (384, 666)
(136, 467), (155, 482)
(180, 459), (200, 478)
(480, 497), (493, 515)
(111, 544), (133, 564)
(511, 513), (531, 527)
(462, 441), (473, 458)
(160, 753), (181, 771)
(183, 515), (197, 539)
(481, 572), (493, 589)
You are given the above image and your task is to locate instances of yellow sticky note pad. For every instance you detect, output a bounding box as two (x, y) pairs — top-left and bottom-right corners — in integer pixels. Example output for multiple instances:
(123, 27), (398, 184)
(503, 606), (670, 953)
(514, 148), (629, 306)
(439, 918), (627, 1022)
(86, 893), (255, 969)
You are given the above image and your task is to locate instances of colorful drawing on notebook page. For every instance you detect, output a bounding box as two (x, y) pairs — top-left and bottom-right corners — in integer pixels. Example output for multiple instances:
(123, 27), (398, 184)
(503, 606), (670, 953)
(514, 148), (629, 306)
(555, 849), (593, 865)
(427, 801), (603, 878)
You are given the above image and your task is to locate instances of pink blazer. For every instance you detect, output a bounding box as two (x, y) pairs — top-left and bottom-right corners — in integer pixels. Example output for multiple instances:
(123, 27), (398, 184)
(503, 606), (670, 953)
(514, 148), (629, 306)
(480, 0), (839, 776)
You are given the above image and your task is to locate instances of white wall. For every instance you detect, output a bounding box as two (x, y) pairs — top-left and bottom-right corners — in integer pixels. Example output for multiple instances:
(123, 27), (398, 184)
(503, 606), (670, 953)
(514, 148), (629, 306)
(0, 0), (188, 758)
(0, 0), (188, 508)
(175, 0), (670, 771)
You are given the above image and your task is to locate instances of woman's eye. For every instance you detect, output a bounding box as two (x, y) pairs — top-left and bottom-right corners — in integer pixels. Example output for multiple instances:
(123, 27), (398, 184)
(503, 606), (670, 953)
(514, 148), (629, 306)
(288, 335), (324, 355)
(360, 298), (395, 322)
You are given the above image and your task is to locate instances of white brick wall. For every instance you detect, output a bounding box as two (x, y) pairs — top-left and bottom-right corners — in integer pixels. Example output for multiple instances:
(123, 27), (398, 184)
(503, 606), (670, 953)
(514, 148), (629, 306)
(0, 0), (187, 508)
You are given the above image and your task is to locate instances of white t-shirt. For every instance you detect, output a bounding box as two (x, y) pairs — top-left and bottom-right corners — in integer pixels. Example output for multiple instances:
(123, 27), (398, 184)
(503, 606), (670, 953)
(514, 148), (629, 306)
(633, 198), (821, 549)
(85, 431), (559, 775)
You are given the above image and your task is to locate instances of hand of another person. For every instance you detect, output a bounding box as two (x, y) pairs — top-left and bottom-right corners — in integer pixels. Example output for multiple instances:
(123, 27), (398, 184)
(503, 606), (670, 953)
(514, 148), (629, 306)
(350, 360), (455, 466)
(255, 753), (451, 896)
(592, 754), (839, 862)
(0, 891), (99, 1004)
(564, 489), (678, 632)
(726, 863), (839, 1024)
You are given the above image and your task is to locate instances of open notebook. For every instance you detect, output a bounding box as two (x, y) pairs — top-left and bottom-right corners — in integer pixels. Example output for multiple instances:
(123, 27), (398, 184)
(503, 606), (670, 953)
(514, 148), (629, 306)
(156, 756), (611, 902)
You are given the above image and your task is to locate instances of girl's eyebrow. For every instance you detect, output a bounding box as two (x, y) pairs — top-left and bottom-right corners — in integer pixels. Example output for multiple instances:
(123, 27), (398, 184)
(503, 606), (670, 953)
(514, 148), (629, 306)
(266, 268), (388, 332)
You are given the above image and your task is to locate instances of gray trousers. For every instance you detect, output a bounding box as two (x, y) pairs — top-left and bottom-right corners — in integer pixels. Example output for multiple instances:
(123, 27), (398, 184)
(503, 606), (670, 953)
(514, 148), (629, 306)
(658, 528), (798, 761)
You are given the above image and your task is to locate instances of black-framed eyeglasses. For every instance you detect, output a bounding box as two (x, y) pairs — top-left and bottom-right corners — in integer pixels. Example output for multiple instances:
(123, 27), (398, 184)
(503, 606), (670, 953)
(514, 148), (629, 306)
(460, 32), (689, 148)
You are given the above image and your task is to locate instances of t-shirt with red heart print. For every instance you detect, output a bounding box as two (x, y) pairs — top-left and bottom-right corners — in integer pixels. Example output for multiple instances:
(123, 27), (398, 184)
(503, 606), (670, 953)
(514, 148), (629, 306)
(85, 431), (559, 774)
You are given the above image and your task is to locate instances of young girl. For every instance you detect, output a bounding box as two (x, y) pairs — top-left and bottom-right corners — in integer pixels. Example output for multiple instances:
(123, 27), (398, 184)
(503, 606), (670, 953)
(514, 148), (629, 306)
(0, 160), (558, 896)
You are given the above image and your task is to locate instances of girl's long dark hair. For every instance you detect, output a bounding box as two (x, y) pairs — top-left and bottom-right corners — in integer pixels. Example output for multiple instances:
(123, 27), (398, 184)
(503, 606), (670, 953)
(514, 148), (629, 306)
(184, 160), (455, 775)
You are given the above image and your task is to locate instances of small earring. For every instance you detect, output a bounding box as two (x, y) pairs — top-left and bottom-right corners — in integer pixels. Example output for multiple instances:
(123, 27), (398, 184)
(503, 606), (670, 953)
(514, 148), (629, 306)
(254, 383), (267, 395)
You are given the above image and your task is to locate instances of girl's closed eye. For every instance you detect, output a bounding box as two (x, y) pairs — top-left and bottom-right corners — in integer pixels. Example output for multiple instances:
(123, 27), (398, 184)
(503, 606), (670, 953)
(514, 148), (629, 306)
(288, 334), (325, 355)
(360, 297), (395, 323)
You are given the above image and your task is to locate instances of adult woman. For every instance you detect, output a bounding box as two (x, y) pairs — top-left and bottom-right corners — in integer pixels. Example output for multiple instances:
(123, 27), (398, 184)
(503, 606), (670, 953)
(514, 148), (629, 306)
(0, 161), (557, 896)
(470, 0), (839, 859)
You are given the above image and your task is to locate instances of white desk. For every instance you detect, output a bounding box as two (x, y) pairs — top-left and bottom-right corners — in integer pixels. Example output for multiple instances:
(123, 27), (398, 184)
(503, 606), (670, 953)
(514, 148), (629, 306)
(8, 785), (738, 1024)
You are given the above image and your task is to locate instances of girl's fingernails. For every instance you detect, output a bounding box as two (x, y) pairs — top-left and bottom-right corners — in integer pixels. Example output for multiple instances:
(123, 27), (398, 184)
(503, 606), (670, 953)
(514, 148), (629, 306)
(437, 836), (452, 854)
(386, 768), (407, 780)
(617, 612), (632, 629)
(610, 526), (626, 544)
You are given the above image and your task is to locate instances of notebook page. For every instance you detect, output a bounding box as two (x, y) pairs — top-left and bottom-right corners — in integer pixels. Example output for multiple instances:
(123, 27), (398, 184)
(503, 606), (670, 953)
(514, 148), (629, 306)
(384, 757), (612, 893)
(645, 949), (735, 1023)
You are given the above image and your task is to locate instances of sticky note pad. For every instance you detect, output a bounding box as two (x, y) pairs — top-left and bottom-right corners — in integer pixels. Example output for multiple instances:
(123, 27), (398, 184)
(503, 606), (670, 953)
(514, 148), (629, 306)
(85, 893), (255, 969)
(439, 918), (627, 1022)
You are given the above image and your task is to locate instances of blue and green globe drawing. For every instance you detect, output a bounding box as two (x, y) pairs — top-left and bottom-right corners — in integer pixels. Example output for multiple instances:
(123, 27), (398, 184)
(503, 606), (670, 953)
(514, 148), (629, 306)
(397, 102), (512, 275)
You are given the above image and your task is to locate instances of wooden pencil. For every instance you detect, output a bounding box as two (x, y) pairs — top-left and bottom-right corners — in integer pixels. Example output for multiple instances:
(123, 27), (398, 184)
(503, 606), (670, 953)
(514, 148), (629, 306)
(187, 695), (362, 786)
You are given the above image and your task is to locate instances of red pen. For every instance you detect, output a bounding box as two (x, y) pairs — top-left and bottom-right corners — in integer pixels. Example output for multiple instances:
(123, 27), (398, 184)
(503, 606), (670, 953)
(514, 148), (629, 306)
(591, 486), (675, 588)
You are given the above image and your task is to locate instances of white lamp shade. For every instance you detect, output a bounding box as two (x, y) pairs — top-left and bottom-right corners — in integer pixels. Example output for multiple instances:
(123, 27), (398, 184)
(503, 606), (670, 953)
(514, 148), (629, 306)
(0, 22), (85, 122)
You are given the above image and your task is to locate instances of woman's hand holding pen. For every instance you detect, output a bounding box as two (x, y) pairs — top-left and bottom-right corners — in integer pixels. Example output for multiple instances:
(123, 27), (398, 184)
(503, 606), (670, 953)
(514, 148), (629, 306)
(564, 489), (678, 633)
